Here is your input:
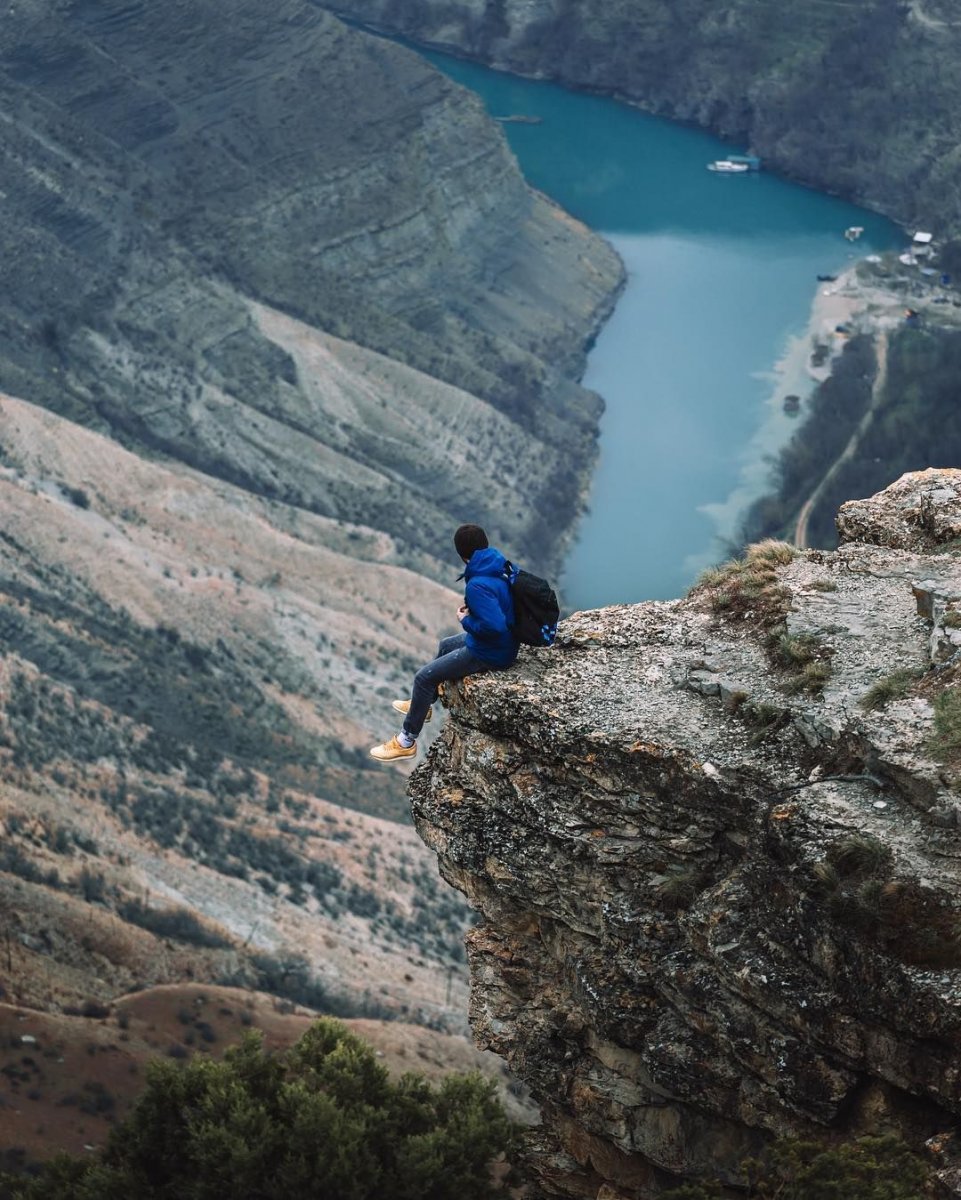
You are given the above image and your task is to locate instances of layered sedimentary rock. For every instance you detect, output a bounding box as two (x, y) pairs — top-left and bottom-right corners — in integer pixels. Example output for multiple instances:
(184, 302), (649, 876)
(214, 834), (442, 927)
(321, 0), (961, 234)
(0, 0), (622, 575)
(412, 469), (961, 1197)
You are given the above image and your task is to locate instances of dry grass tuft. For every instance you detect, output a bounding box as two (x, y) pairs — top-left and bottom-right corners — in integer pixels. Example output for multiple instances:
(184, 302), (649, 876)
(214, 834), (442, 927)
(654, 867), (705, 912)
(827, 834), (892, 879)
(929, 686), (961, 762)
(813, 835), (961, 968)
(861, 668), (922, 712)
(691, 543), (796, 629)
(766, 627), (833, 695)
(745, 539), (798, 566)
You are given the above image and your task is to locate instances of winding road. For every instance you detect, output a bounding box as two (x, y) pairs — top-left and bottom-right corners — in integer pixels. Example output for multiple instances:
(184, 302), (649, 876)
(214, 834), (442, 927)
(908, 0), (961, 29)
(793, 329), (889, 550)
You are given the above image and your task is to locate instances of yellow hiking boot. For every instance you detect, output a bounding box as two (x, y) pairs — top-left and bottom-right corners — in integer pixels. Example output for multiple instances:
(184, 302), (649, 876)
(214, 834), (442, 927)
(392, 700), (432, 721)
(369, 735), (417, 763)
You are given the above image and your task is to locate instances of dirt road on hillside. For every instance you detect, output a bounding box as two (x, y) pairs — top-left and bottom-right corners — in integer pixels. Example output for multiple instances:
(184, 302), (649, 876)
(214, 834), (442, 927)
(793, 330), (889, 550)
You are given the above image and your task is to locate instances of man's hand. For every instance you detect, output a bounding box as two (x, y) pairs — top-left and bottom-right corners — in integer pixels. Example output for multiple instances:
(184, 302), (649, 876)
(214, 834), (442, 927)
(457, 604), (469, 622)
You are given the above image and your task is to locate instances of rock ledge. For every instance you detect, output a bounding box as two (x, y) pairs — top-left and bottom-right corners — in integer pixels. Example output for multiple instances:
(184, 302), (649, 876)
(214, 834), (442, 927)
(411, 470), (961, 1198)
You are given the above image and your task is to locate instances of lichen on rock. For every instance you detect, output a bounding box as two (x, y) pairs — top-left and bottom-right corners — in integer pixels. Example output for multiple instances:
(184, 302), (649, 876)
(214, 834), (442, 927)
(410, 470), (961, 1197)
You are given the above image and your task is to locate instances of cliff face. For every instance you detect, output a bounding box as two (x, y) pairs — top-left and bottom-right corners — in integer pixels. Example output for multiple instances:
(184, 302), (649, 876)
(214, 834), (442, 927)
(321, 0), (961, 234)
(0, 0), (622, 575)
(412, 470), (961, 1197)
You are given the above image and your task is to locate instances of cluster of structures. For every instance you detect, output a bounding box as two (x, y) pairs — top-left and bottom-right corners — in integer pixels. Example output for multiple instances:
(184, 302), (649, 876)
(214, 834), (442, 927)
(899, 229), (941, 269)
(897, 230), (956, 324)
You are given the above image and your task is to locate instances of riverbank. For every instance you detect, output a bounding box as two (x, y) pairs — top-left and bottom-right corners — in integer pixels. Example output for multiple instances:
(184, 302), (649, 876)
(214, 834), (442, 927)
(741, 247), (961, 549)
(683, 259), (901, 571)
(780, 250), (961, 436)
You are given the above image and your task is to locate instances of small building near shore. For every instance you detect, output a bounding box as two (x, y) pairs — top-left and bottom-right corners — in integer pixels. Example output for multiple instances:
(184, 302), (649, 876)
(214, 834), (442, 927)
(913, 231), (935, 258)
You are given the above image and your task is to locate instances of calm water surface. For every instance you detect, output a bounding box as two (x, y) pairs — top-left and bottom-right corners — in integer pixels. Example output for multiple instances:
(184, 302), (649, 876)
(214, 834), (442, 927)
(425, 52), (900, 608)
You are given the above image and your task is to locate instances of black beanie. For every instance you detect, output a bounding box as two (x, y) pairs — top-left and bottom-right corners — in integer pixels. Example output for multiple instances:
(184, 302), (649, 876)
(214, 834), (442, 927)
(454, 524), (489, 561)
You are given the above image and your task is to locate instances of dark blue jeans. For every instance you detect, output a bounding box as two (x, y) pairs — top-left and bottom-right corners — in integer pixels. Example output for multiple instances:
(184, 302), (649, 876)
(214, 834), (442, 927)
(403, 633), (493, 738)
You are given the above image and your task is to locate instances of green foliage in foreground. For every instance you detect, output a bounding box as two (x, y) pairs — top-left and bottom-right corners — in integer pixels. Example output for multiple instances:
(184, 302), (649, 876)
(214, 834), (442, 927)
(1, 1021), (513, 1200)
(663, 1134), (930, 1199)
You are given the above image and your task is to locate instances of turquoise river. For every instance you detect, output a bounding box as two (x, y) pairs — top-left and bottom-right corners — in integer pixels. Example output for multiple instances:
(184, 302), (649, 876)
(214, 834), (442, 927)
(425, 51), (901, 610)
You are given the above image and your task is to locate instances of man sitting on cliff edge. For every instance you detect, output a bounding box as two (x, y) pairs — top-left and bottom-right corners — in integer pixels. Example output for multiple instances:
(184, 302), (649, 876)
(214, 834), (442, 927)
(370, 524), (519, 762)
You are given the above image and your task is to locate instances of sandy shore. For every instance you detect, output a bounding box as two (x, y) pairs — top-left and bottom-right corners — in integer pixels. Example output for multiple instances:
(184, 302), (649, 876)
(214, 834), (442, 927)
(698, 250), (961, 557)
(694, 260), (900, 553)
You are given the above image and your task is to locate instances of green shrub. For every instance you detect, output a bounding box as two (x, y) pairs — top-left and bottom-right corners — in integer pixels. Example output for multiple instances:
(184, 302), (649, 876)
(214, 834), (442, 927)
(663, 1133), (929, 1199)
(1, 1021), (514, 1200)
(117, 899), (232, 949)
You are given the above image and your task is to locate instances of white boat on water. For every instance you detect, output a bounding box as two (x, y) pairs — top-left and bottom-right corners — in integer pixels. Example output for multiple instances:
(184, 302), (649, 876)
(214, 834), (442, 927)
(707, 159), (750, 173)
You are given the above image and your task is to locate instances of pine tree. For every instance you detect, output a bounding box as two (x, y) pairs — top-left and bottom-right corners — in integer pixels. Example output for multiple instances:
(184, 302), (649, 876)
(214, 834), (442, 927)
(2, 1020), (514, 1200)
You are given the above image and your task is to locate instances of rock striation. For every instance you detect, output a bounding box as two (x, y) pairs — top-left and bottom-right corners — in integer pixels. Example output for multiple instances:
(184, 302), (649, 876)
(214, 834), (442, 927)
(0, 0), (622, 858)
(321, 0), (961, 234)
(411, 469), (961, 1197)
(0, 0), (622, 576)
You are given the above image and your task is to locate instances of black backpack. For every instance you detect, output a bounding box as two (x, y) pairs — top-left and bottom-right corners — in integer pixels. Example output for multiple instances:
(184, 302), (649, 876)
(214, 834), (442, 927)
(505, 562), (559, 647)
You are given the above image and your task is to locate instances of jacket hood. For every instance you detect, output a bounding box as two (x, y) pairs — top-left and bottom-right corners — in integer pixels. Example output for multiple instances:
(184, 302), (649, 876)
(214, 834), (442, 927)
(462, 547), (508, 580)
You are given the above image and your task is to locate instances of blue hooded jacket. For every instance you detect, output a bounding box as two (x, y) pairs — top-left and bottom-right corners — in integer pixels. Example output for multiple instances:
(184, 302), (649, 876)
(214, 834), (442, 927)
(460, 547), (519, 667)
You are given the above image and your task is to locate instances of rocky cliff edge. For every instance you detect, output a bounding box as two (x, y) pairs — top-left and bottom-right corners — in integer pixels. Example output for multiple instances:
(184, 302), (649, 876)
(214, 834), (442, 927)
(411, 469), (961, 1197)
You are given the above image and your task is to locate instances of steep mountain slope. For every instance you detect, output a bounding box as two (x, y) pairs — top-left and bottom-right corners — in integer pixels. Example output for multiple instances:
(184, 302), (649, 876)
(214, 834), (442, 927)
(321, 0), (961, 235)
(0, 392), (482, 1030)
(0, 0), (622, 1171)
(0, 0), (621, 1042)
(0, 0), (622, 575)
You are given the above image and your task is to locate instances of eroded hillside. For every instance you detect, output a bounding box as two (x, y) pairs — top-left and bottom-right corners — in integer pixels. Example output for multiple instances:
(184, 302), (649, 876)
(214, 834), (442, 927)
(0, 393), (490, 1037)
(0, 0), (621, 574)
(0, 0), (622, 1092)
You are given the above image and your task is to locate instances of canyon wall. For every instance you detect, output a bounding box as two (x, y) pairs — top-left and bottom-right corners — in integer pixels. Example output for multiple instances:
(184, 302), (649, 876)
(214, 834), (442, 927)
(321, 0), (961, 235)
(0, 0), (621, 1054)
(0, 0), (622, 576)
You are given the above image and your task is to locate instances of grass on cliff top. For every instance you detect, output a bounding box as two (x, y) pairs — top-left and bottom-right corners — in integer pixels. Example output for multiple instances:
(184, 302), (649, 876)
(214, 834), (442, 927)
(860, 668), (923, 712)
(692, 542), (833, 695)
(692, 540), (797, 629)
(928, 685), (961, 762)
(765, 628), (832, 696)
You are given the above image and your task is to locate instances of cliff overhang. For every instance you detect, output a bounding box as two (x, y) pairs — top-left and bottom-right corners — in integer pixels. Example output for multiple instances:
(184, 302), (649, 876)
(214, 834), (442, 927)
(411, 469), (961, 1198)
